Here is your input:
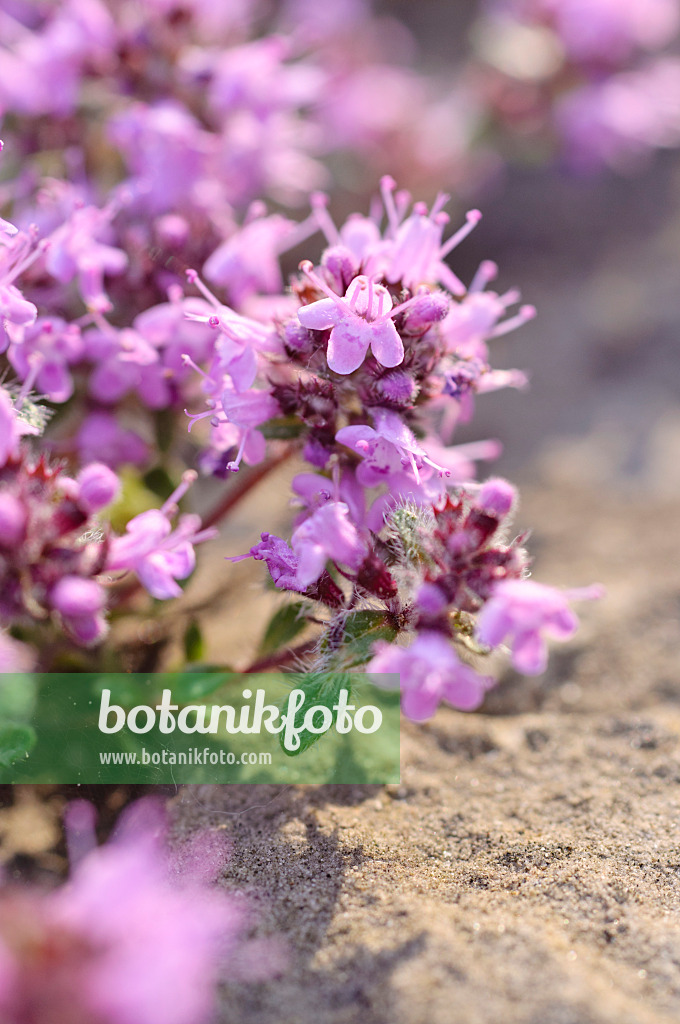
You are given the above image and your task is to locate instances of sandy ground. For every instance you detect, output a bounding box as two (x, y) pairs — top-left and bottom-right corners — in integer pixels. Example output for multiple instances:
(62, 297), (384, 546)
(164, 468), (680, 1024)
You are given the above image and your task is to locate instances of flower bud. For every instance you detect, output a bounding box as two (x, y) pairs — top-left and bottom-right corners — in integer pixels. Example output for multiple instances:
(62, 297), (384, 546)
(402, 291), (449, 332)
(76, 463), (120, 513)
(283, 319), (315, 357)
(477, 478), (517, 518)
(0, 492), (26, 546)
(375, 371), (418, 407)
(51, 577), (106, 618)
(321, 245), (359, 293)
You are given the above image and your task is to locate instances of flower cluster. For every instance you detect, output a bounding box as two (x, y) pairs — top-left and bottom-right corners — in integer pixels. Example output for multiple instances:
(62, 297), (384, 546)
(186, 178), (600, 719)
(0, 798), (251, 1024)
(472, 0), (680, 171)
(0, 383), (214, 653)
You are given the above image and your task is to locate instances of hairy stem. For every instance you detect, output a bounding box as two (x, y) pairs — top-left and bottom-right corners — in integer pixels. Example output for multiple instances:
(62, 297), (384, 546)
(244, 639), (318, 674)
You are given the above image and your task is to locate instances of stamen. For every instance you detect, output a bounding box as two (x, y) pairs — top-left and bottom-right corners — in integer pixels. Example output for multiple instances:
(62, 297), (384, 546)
(440, 209), (482, 258)
(3, 237), (49, 286)
(16, 353), (43, 407)
(490, 305), (536, 338)
(226, 431), (248, 473)
(429, 192), (451, 219)
(161, 469), (197, 515)
(185, 407), (217, 432)
(180, 353), (210, 380)
(469, 260), (498, 293)
(185, 268), (222, 310)
(310, 192), (341, 246)
(380, 176), (400, 235)
(299, 260), (347, 308)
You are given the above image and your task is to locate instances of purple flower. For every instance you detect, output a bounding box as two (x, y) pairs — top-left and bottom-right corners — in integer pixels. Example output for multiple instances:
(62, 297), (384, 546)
(0, 232), (39, 352)
(133, 289), (215, 385)
(45, 203), (127, 313)
(109, 103), (214, 216)
(369, 632), (494, 720)
(106, 472), (216, 599)
(76, 462), (120, 513)
(86, 325), (171, 409)
(556, 60), (680, 172)
(204, 206), (316, 307)
(533, 0), (679, 64)
(476, 579), (603, 675)
(291, 501), (367, 588)
(8, 317), (84, 403)
(297, 267), (409, 374)
(0, 798), (247, 1024)
(75, 412), (149, 469)
(50, 575), (108, 645)
(229, 531), (304, 592)
(336, 409), (449, 487)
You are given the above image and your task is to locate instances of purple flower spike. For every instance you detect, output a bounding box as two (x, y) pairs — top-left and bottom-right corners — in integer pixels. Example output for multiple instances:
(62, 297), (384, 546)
(369, 632), (494, 720)
(476, 579), (603, 675)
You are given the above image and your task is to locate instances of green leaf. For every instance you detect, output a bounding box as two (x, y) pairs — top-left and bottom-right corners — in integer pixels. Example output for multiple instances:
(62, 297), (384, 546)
(260, 417), (305, 440)
(154, 407), (176, 454)
(324, 610), (399, 669)
(170, 672), (234, 703)
(258, 602), (310, 656)
(183, 619), (205, 664)
(0, 720), (36, 767)
(143, 466), (176, 502)
(278, 672), (352, 757)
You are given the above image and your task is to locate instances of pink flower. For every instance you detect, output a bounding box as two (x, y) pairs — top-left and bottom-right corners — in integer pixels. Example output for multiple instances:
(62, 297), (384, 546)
(369, 632), (494, 720)
(476, 578), (603, 674)
(106, 472), (216, 599)
(297, 267), (407, 374)
(75, 412), (149, 469)
(8, 317), (84, 403)
(291, 500), (367, 588)
(0, 388), (20, 467)
(0, 798), (247, 1024)
(50, 575), (108, 646)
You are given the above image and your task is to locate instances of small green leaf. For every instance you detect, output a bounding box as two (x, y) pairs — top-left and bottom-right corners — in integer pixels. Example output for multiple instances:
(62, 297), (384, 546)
(260, 417), (305, 440)
(143, 466), (176, 502)
(258, 602), (310, 656)
(183, 619), (205, 663)
(154, 407), (176, 454)
(168, 672), (234, 702)
(0, 720), (36, 767)
(278, 672), (351, 757)
(324, 610), (399, 668)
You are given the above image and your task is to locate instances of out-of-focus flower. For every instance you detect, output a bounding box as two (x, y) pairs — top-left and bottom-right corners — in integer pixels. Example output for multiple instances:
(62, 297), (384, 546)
(106, 471), (216, 598)
(0, 798), (247, 1024)
(476, 578), (603, 674)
